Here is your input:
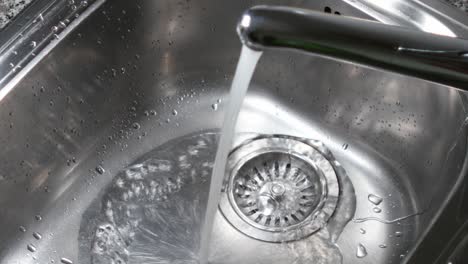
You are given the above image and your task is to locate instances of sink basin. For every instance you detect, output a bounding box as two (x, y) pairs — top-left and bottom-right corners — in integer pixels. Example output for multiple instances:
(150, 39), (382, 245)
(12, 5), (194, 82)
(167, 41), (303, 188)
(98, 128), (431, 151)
(0, 0), (468, 263)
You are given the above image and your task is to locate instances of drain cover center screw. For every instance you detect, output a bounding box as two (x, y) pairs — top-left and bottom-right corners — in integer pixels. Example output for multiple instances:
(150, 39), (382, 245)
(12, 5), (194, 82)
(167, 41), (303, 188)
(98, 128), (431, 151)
(270, 183), (286, 197)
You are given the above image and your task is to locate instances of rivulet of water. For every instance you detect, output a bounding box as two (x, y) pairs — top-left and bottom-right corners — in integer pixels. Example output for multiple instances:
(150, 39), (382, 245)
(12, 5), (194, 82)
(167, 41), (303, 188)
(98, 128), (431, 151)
(198, 46), (262, 263)
(353, 211), (425, 224)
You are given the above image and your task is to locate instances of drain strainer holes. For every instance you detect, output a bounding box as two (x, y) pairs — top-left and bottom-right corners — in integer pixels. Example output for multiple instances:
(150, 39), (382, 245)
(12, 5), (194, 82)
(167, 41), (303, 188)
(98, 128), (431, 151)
(219, 137), (340, 242)
(232, 152), (323, 231)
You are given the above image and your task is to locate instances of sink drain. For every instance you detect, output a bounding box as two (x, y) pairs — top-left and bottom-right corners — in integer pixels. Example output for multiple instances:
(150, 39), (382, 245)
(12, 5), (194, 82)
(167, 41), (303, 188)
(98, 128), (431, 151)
(219, 137), (340, 242)
(232, 152), (323, 229)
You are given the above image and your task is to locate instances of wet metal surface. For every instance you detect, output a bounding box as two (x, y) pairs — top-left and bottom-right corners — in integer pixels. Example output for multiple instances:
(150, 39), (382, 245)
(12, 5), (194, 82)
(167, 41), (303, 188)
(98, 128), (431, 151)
(0, 0), (467, 263)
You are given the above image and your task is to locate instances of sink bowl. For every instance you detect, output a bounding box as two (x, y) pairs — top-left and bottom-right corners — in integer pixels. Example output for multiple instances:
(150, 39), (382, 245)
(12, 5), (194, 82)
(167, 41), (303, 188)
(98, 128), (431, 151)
(0, 0), (467, 263)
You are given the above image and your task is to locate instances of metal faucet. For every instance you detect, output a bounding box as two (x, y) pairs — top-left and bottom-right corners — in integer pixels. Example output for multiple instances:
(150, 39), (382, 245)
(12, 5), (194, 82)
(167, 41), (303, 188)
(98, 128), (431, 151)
(237, 5), (468, 91)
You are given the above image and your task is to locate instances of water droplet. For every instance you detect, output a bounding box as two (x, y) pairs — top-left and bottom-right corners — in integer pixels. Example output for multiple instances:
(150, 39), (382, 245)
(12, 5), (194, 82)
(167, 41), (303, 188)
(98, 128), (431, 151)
(34, 14), (44, 23)
(31, 41), (37, 48)
(95, 166), (105, 174)
(359, 228), (366, 234)
(373, 207), (382, 213)
(60, 258), (73, 264)
(132, 122), (141, 129)
(172, 109), (178, 116)
(27, 244), (37, 252)
(81, 0), (88, 6)
(368, 194), (383, 205)
(379, 244), (387, 248)
(395, 231), (403, 237)
(35, 215), (42, 221)
(211, 103), (218, 111)
(356, 243), (367, 258)
(52, 26), (59, 32)
(150, 110), (157, 116)
(59, 21), (66, 28)
(400, 254), (405, 259)
(33, 232), (42, 240)
(19, 226), (26, 232)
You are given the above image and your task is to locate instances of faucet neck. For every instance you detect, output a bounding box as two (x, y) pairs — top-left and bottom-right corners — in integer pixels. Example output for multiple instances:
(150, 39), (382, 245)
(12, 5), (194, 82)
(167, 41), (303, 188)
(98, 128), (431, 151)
(238, 6), (468, 91)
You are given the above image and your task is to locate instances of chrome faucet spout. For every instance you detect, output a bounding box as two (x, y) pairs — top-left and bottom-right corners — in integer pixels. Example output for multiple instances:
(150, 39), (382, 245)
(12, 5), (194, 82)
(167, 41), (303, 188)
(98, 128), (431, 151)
(237, 6), (468, 90)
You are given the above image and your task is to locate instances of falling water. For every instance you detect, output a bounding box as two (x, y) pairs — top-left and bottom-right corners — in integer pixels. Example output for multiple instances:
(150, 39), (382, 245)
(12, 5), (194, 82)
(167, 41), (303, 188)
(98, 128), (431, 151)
(79, 45), (348, 264)
(198, 46), (262, 263)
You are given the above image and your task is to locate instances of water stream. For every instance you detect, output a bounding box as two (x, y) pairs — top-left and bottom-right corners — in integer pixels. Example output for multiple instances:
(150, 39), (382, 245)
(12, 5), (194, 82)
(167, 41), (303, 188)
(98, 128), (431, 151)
(78, 131), (347, 264)
(78, 43), (414, 264)
(79, 45), (349, 264)
(198, 46), (262, 264)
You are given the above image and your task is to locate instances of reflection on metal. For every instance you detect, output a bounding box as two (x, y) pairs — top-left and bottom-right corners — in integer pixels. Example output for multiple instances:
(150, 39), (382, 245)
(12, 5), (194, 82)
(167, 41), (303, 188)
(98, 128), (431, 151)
(341, 0), (457, 37)
(220, 136), (341, 242)
(0, 0), (467, 263)
(237, 3), (468, 263)
(238, 6), (468, 90)
(0, 0), (106, 101)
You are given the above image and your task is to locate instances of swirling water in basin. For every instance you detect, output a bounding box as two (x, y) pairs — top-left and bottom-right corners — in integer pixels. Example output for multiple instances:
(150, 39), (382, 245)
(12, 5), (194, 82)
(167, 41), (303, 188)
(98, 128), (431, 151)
(78, 132), (352, 264)
(79, 132), (217, 264)
(78, 46), (353, 263)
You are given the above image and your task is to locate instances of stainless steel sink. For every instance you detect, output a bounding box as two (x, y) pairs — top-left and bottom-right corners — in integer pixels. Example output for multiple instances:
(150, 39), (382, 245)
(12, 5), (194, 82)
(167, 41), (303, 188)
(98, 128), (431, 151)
(0, 0), (468, 263)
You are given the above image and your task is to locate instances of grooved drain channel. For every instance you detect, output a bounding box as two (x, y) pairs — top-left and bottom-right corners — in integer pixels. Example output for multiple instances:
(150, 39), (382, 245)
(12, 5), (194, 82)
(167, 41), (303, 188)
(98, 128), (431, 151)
(219, 137), (340, 242)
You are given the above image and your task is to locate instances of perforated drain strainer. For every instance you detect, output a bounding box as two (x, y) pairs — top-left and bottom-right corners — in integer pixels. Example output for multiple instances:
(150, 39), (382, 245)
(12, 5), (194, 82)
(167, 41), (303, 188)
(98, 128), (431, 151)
(219, 137), (340, 242)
